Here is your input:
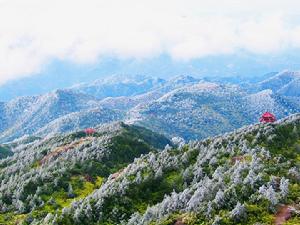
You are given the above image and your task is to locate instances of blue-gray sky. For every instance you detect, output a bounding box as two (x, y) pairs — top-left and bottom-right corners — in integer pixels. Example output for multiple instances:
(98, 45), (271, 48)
(0, 0), (300, 85)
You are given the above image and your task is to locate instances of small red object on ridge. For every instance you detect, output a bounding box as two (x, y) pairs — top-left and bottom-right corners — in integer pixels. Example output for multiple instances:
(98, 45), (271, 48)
(260, 112), (276, 123)
(85, 128), (96, 135)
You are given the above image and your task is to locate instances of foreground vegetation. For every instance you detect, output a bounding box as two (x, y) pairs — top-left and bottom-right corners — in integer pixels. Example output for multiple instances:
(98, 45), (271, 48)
(0, 122), (171, 224)
(1, 114), (300, 224)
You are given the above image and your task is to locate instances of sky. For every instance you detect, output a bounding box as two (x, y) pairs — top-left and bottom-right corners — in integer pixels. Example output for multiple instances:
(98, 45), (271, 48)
(1, 0), (300, 86)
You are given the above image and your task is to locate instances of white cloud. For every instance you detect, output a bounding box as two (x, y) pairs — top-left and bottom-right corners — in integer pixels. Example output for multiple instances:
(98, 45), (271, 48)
(0, 0), (300, 84)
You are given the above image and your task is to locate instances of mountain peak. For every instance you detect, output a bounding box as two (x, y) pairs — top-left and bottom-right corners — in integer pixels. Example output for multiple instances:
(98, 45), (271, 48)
(168, 75), (199, 84)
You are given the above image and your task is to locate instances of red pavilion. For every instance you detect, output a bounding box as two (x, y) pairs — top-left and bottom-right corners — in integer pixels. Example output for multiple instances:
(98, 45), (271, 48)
(259, 112), (276, 123)
(85, 128), (96, 135)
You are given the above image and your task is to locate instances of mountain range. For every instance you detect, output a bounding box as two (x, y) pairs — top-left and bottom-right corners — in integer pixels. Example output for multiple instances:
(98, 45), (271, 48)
(0, 70), (299, 224)
(0, 71), (299, 143)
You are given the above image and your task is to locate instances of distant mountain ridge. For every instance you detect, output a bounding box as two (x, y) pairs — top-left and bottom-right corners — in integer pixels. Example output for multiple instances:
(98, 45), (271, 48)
(0, 90), (114, 142)
(127, 82), (299, 140)
(70, 75), (166, 100)
(0, 71), (299, 143)
(256, 70), (300, 93)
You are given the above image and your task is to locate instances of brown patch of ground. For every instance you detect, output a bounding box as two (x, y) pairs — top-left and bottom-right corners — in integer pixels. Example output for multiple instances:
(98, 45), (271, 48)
(40, 137), (94, 165)
(275, 205), (293, 225)
(174, 218), (186, 225)
(231, 156), (246, 164)
(110, 168), (125, 180)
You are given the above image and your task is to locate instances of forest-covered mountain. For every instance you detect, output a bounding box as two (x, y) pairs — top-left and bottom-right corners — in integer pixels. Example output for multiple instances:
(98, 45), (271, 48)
(0, 114), (299, 224)
(128, 83), (300, 140)
(255, 71), (300, 95)
(0, 90), (120, 143)
(0, 122), (171, 224)
(0, 71), (299, 143)
(0, 75), (201, 143)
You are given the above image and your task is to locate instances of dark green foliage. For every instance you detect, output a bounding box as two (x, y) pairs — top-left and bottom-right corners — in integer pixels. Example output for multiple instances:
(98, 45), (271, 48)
(0, 145), (13, 159)
(120, 123), (173, 150)
(98, 171), (184, 224)
(67, 131), (87, 140)
(260, 123), (300, 155)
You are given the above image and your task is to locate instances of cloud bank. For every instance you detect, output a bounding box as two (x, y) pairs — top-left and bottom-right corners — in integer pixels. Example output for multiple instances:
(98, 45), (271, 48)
(0, 0), (300, 84)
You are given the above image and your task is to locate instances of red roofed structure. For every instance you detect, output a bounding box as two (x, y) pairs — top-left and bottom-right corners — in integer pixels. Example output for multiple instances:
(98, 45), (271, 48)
(85, 128), (96, 136)
(259, 112), (276, 123)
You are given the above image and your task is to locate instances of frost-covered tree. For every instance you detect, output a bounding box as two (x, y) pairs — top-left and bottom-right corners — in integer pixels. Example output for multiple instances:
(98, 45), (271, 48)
(259, 185), (278, 206)
(213, 189), (225, 208)
(279, 177), (289, 199)
(230, 202), (246, 222)
(171, 136), (185, 147)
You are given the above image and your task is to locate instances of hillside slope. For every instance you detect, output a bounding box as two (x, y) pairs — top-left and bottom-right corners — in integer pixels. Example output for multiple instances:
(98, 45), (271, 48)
(256, 71), (300, 95)
(0, 145), (13, 159)
(0, 122), (171, 224)
(278, 78), (300, 97)
(33, 113), (300, 225)
(0, 114), (299, 224)
(34, 107), (124, 138)
(128, 83), (300, 140)
(0, 90), (121, 143)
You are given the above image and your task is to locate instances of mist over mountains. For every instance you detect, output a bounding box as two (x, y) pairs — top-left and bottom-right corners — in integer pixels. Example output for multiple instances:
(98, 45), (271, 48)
(1, 1), (300, 223)
(2, 52), (300, 102)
